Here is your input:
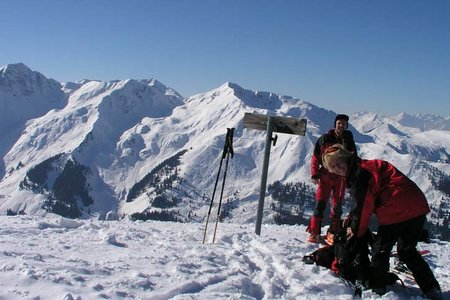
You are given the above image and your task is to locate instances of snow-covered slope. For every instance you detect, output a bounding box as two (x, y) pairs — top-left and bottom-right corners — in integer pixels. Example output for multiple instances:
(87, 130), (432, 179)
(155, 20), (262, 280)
(118, 82), (326, 222)
(0, 63), (66, 131)
(0, 63), (449, 236)
(1, 214), (449, 300)
(0, 63), (67, 179)
(0, 64), (184, 216)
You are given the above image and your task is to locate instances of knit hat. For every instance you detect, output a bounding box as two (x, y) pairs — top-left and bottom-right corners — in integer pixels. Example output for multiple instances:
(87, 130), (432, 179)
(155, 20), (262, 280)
(334, 114), (349, 128)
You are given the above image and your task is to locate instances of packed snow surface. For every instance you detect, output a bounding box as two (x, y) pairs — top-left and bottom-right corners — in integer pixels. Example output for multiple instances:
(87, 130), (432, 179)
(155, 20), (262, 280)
(0, 214), (449, 300)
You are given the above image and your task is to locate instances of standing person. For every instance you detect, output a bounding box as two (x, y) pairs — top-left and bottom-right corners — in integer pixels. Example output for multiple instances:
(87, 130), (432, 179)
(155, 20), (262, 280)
(321, 144), (442, 299)
(307, 114), (357, 243)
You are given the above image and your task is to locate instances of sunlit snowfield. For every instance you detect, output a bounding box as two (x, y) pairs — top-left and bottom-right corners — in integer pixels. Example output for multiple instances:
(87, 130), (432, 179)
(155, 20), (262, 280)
(0, 214), (448, 299)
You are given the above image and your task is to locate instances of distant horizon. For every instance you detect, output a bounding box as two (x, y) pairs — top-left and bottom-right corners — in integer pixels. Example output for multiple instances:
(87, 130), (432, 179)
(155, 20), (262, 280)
(1, 0), (449, 116)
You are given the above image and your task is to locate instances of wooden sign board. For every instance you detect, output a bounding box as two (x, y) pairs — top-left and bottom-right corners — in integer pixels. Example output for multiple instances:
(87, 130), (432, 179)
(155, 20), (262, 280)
(243, 113), (307, 136)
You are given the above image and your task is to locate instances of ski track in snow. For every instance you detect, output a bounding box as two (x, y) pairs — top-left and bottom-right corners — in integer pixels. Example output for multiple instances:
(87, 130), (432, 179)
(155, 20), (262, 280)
(0, 215), (449, 300)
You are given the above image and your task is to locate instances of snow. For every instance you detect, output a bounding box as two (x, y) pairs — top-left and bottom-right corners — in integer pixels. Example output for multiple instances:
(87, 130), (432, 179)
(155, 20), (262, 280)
(0, 63), (66, 133)
(1, 214), (449, 300)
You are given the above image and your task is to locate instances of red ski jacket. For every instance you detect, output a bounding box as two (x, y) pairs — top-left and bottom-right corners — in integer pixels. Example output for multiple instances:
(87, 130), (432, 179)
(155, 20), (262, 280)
(347, 158), (430, 237)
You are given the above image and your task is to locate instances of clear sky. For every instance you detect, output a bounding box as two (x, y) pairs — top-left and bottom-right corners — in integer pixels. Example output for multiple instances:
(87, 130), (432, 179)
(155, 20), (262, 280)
(1, 0), (449, 116)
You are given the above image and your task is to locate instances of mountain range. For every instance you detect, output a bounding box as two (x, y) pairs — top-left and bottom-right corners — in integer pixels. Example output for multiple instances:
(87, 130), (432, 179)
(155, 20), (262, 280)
(1, 63), (449, 239)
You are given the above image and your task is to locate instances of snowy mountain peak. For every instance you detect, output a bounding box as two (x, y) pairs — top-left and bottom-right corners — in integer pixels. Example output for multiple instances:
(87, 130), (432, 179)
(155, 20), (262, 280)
(146, 78), (167, 90)
(218, 81), (286, 110)
(0, 62), (32, 77)
(223, 81), (242, 91)
(205, 81), (241, 96)
(0, 63), (61, 92)
(0, 63), (67, 133)
(351, 111), (450, 133)
(392, 112), (425, 129)
(146, 78), (183, 99)
(0, 63), (449, 243)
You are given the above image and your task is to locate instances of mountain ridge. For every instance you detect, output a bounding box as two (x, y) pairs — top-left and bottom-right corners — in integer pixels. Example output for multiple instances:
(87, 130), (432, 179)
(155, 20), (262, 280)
(1, 63), (449, 239)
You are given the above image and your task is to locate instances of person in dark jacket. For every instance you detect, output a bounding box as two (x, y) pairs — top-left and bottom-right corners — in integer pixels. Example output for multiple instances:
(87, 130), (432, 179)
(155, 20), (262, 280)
(321, 144), (442, 299)
(307, 114), (357, 243)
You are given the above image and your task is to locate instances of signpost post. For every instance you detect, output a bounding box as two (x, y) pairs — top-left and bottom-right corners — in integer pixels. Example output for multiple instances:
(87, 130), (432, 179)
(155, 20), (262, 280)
(243, 112), (307, 235)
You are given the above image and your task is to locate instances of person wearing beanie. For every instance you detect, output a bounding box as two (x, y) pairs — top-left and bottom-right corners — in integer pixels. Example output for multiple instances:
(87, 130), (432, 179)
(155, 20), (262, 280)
(307, 113), (357, 243)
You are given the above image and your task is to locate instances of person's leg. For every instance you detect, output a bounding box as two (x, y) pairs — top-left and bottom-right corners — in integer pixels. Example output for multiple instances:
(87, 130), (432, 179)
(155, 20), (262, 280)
(307, 201), (326, 238)
(307, 179), (331, 241)
(397, 215), (441, 296)
(329, 176), (344, 233)
(329, 202), (342, 234)
(369, 225), (398, 294)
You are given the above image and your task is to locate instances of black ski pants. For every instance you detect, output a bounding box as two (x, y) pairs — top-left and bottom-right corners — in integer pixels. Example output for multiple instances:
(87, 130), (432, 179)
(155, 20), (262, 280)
(369, 214), (441, 295)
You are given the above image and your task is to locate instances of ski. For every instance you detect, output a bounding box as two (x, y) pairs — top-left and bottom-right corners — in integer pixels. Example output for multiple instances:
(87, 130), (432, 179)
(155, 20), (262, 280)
(390, 266), (415, 282)
(389, 249), (431, 283)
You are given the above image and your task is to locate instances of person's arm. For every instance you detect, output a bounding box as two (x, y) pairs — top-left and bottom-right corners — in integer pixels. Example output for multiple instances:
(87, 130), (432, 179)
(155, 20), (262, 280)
(349, 168), (375, 238)
(311, 137), (323, 181)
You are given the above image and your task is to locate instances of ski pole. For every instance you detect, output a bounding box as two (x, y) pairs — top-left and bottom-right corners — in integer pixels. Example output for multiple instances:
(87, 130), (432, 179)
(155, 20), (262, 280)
(202, 128), (234, 243)
(202, 155), (225, 243)
(212, 128), (234, 243)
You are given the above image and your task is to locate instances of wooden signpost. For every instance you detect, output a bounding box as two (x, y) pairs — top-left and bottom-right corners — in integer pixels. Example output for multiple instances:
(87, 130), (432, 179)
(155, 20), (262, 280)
(243, 112), (307, 235)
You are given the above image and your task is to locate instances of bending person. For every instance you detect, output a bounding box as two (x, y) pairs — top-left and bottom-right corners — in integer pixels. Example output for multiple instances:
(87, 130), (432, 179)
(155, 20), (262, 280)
(321, 144), (442, 299)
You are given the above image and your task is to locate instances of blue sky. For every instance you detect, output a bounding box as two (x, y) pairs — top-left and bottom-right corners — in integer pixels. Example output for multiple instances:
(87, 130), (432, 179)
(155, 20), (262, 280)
(1, 0), (449, 116)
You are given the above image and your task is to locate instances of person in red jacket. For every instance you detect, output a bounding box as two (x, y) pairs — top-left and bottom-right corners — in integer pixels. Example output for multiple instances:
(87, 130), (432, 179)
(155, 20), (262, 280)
(322, 144), (442, 299)
(307, 114), (357, 243)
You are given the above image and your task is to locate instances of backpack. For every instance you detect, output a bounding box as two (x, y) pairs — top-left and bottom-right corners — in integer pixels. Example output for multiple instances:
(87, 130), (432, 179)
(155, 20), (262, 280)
(302, 226), (372, 288)
(331, 228), (371, 286)
(302, 226), (403, 295)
